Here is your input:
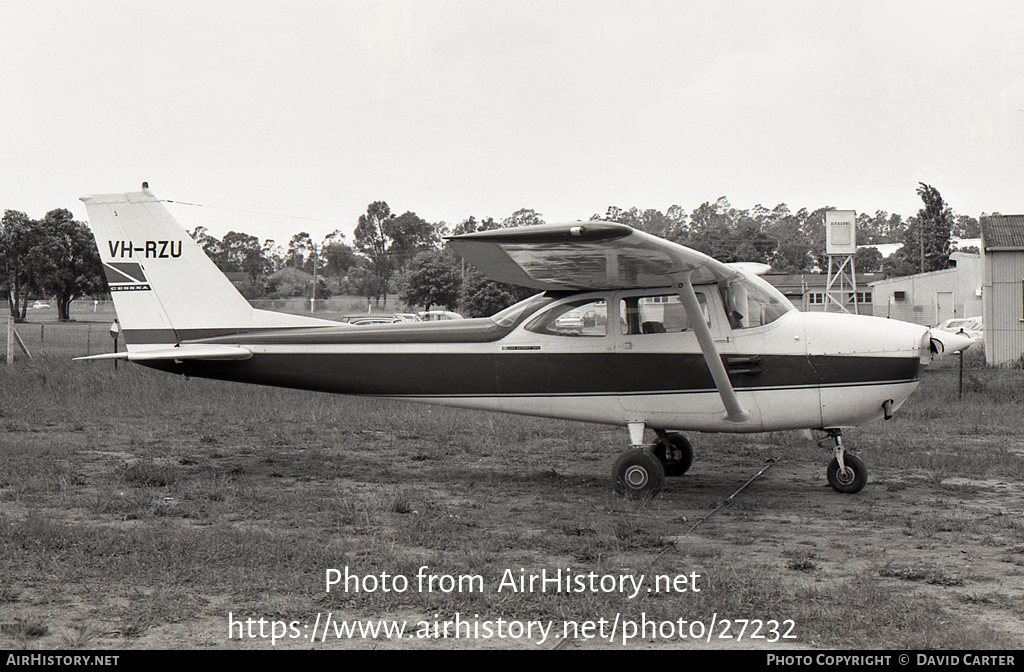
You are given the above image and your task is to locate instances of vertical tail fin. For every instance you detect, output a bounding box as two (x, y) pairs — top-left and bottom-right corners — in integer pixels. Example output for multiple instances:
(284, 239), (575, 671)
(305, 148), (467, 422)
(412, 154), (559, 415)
(82, 187), (253, 347)
(82, 186), (331, 348)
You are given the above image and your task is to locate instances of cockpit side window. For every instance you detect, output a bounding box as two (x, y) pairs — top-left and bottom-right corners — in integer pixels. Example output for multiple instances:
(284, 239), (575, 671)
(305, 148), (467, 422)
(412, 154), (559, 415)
(525, 298), (608, 337)
(618, 292), (708, 336)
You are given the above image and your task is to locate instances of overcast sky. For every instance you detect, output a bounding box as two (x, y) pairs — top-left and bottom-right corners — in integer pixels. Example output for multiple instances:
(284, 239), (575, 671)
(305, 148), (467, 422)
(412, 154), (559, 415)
(2, 1), (1022, 244)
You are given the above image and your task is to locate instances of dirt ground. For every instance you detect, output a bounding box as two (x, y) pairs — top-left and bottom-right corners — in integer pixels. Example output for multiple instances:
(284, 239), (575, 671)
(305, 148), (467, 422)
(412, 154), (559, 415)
(1, 358), (1022, 650)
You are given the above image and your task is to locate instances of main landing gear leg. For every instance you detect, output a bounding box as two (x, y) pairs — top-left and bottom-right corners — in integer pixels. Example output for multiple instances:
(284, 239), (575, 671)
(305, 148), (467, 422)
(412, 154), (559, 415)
(612, 422), (665, 499)
(822, 429), (867, 494)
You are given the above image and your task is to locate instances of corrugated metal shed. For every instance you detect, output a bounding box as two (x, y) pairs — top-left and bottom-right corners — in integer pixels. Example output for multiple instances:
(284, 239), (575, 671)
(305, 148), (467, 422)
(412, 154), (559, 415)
(981, 215), (1024, 250)
(980, 215), (1024, 365)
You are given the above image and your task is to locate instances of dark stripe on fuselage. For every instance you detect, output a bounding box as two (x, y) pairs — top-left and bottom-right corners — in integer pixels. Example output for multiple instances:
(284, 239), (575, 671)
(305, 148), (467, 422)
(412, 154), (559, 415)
(145, 352), (923, 397)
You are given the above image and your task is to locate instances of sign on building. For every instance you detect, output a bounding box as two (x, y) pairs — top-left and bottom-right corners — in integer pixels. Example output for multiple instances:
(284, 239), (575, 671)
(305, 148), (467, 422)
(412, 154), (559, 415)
(825, 210), (857, 256)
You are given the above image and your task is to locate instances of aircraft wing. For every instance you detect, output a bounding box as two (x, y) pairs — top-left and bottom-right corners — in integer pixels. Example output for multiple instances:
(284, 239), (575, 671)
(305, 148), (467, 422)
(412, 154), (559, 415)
(446, 222), (742, 290)
(74, 345), (252, 362)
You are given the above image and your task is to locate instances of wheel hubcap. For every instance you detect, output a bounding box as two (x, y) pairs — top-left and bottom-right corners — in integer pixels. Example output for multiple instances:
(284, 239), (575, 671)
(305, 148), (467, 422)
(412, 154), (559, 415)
(837, 467), (855, 485)
(624, 465), (649, 488)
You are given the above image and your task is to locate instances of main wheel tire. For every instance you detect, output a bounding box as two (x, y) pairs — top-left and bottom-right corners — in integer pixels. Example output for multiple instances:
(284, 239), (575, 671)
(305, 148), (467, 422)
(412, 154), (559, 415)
(827, 454), (867, 493)
(653, 433), (694, 477)
(612, 450), (665, 499)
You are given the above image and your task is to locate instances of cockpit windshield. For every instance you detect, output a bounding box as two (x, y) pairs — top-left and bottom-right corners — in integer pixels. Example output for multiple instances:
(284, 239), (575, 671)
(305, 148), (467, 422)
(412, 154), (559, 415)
(719, 273), (795, 329)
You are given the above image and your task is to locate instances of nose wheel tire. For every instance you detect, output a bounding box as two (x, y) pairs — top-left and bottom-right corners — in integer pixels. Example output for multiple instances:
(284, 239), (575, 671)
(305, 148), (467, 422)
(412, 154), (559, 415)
(827, 454), (867, 494)
(652, 432), (694, 477)
(612, 450), (665, 499)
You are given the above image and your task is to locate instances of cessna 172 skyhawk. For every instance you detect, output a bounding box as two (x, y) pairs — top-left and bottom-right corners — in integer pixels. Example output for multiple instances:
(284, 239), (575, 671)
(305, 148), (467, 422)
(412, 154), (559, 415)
(79, 186), (968, 498)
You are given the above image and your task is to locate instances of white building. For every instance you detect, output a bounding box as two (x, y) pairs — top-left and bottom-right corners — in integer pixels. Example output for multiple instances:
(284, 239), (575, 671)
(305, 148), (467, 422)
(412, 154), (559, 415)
(869, 251), (982, 326)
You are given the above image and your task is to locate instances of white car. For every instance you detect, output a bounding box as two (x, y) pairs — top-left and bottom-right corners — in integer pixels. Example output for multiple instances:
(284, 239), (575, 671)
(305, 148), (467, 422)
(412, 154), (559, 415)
(31, 301), (49, 309)
(418, 310), (463, 321)
(553, 309), (585, 335)
(347, 315), (402, 326)
(935, 316), (983, 342)
(394, 313), (422, 323)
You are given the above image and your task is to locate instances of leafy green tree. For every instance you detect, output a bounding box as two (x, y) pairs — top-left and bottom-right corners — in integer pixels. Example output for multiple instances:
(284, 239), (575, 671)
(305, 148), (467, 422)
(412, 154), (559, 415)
(769, 210), (814, 272)
(800, 206), (833, 272)
(953, 214), (980, 239)
(221, 231), (271, 284)
(261, 239), (284, 272)
(36, 209), (104, 321)
(1, 209), (104, 321)
(1, 210), (46, 321)
(354, 202), (439, 305)
(189, 226), (228, 268)
(320, 230), (361, 278)
(684, 197), (733, 259)
(339, 263), (381, 298)
(285, 232), (313, 269)
(458, 266), (532, 318)
(728, 216), (777, 265)
(449, 215), (500, 236)
(388, 211), (438, 269)
(854, 246), (884, 273)
(890, 183), (954, 276)
(354, 201), (395, 305)
(398, 248), (462, 311)
(501, 208), (545, 228)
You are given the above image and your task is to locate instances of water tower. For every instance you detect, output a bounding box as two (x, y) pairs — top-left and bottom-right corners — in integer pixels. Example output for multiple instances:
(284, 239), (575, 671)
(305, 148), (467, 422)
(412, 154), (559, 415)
(824, 210), (859, 314)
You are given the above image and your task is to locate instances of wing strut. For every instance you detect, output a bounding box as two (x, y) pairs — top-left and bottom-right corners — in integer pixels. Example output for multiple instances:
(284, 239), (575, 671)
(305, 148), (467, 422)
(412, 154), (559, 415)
(672, 272), (751, 424)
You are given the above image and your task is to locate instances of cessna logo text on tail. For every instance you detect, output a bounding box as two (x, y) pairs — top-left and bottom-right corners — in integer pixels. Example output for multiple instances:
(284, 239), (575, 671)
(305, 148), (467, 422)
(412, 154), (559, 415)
(78, 186), (973, 500)
(108, 240), (183, 259)
(102, 262), (151, 292)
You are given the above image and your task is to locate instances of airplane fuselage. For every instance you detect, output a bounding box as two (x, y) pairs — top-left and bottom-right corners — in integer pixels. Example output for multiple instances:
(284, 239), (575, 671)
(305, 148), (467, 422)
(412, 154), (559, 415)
(140, 286), (929, 434)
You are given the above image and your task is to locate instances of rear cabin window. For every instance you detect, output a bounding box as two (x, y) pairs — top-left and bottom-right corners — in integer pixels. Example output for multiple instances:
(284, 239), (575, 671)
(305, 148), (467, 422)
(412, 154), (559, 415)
(525, 299), (608, 337)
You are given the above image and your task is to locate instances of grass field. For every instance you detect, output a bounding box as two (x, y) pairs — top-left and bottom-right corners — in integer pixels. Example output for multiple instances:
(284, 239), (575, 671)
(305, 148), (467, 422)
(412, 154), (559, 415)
(0, 313), (1022, 650)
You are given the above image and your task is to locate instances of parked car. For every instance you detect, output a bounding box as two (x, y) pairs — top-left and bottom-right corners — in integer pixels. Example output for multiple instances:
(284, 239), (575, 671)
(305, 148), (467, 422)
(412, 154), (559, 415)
(935, 316), (983, 342)
(418, 310), (463, 321)
(337, 313), (402, 326)
(31, 301), (50, 309)
(393, 313), (423, 323)
(553, 309), (585, 335)
(348, 316), (402, 326)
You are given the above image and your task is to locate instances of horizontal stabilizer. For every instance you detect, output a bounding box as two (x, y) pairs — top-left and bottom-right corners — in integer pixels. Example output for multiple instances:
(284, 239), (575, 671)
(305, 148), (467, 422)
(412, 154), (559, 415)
(75, 345), (252, 362)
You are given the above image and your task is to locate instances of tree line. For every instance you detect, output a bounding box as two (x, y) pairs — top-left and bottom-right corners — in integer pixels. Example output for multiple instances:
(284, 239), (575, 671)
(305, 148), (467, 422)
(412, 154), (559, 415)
(372, 182), (979, 316)
(1, 182), (979, 321)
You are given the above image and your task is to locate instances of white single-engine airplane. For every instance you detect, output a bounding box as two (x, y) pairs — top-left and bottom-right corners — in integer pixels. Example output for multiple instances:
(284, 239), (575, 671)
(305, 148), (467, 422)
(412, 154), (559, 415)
(78, 186), (970, 497)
